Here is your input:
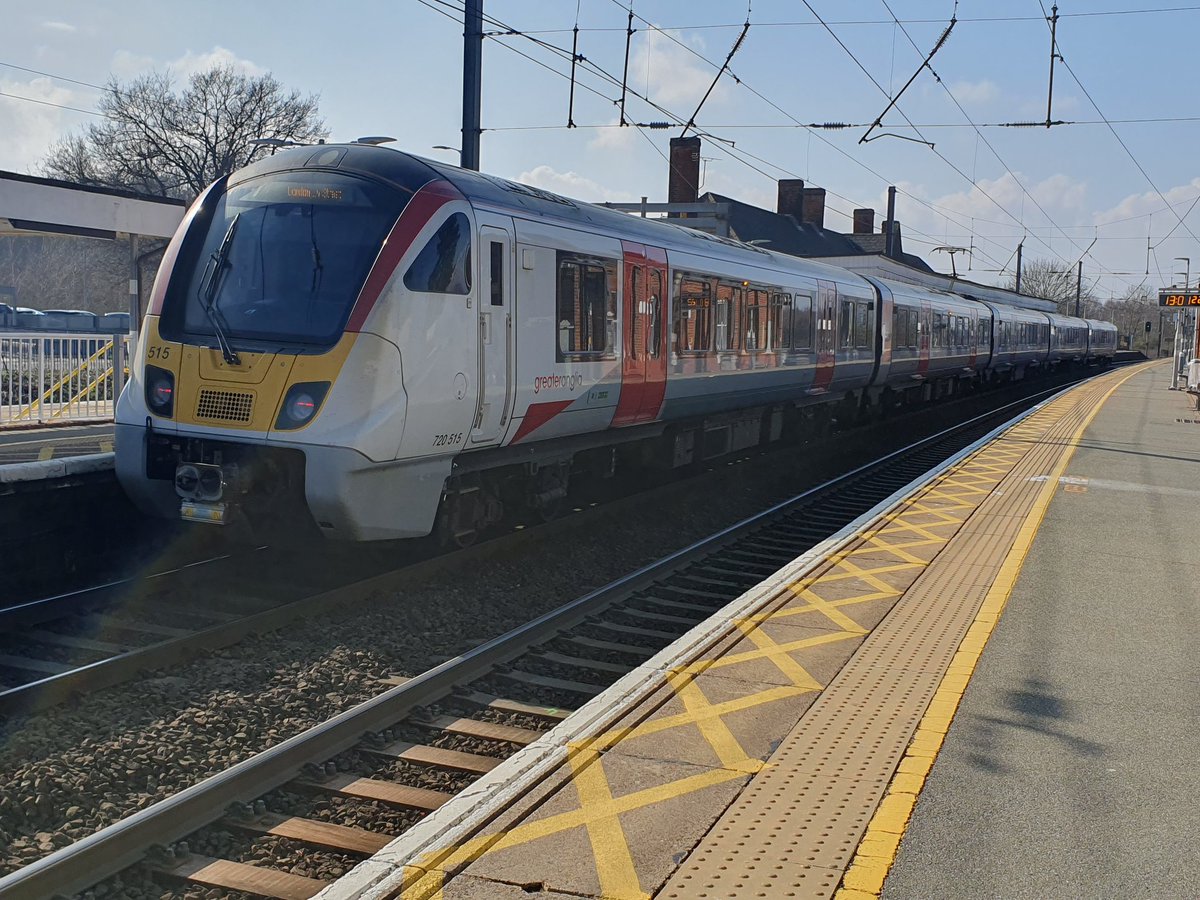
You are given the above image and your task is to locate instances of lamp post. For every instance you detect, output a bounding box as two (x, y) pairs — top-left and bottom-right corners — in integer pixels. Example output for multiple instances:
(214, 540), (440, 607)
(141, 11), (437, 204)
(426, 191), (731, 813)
(432, 145), (463, 166)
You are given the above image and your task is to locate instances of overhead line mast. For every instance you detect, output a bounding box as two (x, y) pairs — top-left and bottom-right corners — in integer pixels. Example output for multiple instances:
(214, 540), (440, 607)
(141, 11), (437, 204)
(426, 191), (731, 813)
(462, 0), (483, 170)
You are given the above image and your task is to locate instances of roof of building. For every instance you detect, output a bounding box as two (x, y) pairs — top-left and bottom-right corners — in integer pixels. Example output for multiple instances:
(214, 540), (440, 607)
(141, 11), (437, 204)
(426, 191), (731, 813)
(699, 191), (934, 273)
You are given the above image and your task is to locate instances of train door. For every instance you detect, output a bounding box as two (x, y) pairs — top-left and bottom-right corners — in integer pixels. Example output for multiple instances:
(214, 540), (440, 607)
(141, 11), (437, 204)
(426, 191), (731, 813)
(812, 279), (837, 391)
(471, 219), (514, 444)
(614, 242), (668, 425)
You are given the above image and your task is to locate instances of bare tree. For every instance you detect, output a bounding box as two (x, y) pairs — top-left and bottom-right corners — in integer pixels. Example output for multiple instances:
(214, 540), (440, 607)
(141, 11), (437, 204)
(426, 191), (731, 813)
(1107, 288), (1165, 355)
(1006, 257), (1098, 316)
(43, 65), (328, 200)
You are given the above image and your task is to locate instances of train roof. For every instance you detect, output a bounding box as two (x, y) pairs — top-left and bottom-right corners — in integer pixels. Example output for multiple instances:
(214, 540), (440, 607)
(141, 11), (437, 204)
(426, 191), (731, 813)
(232, 143), (874, 290)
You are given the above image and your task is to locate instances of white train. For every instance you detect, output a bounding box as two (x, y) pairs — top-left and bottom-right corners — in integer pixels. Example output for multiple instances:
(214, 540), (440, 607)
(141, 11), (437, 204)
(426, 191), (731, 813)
(114, 144), (1117, 542)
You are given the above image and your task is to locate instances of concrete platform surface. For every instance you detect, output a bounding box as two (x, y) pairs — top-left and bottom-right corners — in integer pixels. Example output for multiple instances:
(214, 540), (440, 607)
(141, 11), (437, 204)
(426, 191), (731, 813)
(0, 422), (114, 464)
(319, 362), (1159, 900)
(883, 361), (1200, 899)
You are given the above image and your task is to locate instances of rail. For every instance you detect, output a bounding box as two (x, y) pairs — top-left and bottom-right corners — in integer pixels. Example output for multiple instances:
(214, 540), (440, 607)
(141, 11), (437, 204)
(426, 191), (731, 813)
(0, 331), (130, 427)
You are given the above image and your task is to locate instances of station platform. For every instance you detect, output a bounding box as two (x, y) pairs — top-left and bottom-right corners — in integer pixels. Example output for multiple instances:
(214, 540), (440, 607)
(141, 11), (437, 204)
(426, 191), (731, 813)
(322, 360), (1188, 900)
(0, 422), (114, 465)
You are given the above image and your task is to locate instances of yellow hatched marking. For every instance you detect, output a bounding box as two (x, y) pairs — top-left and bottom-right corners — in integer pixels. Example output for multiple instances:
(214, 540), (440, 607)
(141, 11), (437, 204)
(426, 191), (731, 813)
(695, 625), (844, 688)
(787, 585), (871, 633)
(664, 670), (766, 773)
(812, 559), (923, 585)
(854, 534), (937, 566)
(833, 557), (913, 596)
(568, 748), (648, 900)
(37, 446), (53, 461)
(588, 683), (815, 751)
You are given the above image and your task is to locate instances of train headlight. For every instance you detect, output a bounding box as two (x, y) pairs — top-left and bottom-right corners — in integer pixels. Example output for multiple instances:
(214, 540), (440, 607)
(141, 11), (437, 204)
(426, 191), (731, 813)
(275, 381), (330, 431)
(144, 365), (175, 418)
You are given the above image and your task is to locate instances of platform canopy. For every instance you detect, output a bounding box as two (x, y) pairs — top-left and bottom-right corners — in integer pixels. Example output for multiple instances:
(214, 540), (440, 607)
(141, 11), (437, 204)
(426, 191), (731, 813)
(0, 170), (186, 240)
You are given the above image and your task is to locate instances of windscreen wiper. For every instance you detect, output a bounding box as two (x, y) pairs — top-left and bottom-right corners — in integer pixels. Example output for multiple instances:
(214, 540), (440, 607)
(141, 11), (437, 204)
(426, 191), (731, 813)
(197, 214), (242, 365)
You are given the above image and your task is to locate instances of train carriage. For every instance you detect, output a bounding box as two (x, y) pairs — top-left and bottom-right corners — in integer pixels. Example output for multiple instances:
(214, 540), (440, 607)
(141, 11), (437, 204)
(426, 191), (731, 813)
(1047, 313), (1088, 365)
(113, 143), (1111, 543)
(1085, 318), (1118, 363)
(872, 278), (992, 402)
(983, 302), (1051, 378)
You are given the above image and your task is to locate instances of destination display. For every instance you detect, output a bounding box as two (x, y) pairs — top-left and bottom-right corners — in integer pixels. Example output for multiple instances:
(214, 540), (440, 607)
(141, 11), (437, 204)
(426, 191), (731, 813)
(1158, 290), (1200, 307)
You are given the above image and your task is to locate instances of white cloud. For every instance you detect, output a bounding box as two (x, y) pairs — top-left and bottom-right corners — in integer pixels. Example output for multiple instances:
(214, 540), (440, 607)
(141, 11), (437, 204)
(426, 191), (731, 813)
(589, 119), (639, 153)
(516, 164), (636, 203)
(168, 47), (266, 79)
(109, 46), (267, 86)
(111, 50), (155, 80)
(0, 76), (94, 173)
(41, 21), (76, 33)
(948, 79), (999, 105)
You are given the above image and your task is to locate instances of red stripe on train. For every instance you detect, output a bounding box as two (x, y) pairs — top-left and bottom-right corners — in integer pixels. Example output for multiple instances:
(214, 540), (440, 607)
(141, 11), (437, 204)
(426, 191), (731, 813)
(344, 180), (461, 333)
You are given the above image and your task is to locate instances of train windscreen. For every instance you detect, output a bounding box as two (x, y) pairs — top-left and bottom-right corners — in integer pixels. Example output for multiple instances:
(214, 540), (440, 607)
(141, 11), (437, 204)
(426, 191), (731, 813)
(166, 171), (405, 348)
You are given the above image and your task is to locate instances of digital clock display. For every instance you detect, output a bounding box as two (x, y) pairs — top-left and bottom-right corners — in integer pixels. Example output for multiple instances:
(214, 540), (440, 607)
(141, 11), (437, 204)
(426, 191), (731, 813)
(1158, 291), (1200, 307)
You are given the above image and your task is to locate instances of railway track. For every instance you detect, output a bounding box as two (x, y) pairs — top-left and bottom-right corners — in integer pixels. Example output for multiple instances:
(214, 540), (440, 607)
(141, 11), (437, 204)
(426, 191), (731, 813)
(0, 368), (1097, 720)
(0, 378), (1087, 900)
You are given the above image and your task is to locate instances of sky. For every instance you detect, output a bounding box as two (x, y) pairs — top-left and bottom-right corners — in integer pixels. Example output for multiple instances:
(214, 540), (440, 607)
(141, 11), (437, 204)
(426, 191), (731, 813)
(2, 0), (1198, 301)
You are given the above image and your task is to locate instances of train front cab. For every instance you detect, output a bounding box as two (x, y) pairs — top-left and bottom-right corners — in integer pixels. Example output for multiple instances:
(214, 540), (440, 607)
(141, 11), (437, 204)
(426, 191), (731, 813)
(116, 147), (498, 541)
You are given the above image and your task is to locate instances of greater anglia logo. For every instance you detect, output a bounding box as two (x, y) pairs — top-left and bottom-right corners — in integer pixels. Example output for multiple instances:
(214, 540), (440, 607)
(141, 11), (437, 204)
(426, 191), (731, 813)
(532, 372), (584, 394)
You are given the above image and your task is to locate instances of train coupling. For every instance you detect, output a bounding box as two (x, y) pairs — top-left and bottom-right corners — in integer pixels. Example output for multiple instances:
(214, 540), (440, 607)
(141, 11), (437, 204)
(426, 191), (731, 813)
(175, 462), (239, 526)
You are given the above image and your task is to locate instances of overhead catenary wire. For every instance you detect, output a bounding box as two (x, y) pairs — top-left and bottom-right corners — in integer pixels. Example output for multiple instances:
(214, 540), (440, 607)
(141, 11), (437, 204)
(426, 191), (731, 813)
(878, 2), (1125, 288)
(1035, 0), (1200, 251)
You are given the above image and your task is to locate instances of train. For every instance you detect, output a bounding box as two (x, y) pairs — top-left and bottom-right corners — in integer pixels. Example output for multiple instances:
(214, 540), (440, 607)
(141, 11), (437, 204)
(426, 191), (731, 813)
(113, 143), (1118, 543)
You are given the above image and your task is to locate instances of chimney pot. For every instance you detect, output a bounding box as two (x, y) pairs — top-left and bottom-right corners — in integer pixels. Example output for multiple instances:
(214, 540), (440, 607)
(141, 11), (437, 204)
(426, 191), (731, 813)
(800, 187), (826, 230)
(777, 179), (805, 218)
(668, 136), (702, 205)
(853, 208), (875, 234)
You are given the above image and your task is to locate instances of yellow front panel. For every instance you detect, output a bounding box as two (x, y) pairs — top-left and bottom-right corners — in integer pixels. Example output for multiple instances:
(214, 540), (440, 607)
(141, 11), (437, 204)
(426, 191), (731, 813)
(140, 318), (359, 433)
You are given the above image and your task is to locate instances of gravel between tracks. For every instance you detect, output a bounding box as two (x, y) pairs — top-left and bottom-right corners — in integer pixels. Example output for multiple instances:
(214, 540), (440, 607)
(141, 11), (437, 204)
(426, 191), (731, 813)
(0, 398), (994, 880)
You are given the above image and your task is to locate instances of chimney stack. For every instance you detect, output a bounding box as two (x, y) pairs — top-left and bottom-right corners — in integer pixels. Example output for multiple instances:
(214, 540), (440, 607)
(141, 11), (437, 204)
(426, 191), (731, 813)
(800, 187), (826, 230)
(668, 136), (702, 204)
(853, 208), (875, 234)
(777, 179), (806, 219)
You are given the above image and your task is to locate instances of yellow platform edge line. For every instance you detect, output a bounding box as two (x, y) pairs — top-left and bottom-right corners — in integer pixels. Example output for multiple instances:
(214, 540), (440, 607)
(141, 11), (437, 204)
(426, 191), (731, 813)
(834, 362), (1154, 900)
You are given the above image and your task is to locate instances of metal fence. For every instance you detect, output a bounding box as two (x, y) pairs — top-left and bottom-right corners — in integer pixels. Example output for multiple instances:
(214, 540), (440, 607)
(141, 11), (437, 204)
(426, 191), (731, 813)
(0, 332), (130, 427)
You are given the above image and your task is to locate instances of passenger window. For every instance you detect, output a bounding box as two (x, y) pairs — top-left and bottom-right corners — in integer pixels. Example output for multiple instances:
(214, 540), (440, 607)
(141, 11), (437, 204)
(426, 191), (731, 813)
(556, 251), (616, 360)
(648, 269), (663, 358)
(715, 282), (739, 351)
(745, 289), (768, 350)
(770, 292), (789, 351)
(838, 299), (854, 349)
(404, 213), (472, 294)
(489, 240), (503, 306)
(854, 302), (871, 349)
(630, 265), (642, 361)
(675, 273), (713, 353)
(792, 294), (813, 350)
